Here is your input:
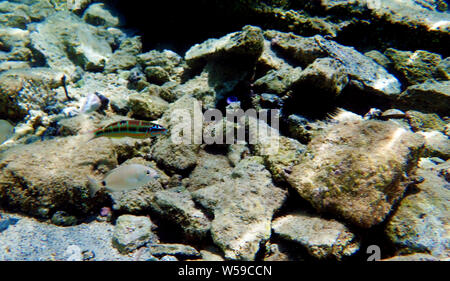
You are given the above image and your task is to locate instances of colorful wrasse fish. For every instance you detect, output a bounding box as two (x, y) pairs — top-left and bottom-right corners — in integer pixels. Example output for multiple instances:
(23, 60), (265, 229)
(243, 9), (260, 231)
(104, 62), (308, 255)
(89, 120), (167, 141)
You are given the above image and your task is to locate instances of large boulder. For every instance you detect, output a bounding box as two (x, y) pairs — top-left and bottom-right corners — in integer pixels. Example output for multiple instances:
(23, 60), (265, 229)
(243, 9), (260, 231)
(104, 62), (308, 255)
(185, 25), (264, 67)
(287, 119), (424, 228)
(0, 135), (117, 218)
(150, 188), (211, 240)
(384, 48), (442, 85)
(192, 157), (287, 260)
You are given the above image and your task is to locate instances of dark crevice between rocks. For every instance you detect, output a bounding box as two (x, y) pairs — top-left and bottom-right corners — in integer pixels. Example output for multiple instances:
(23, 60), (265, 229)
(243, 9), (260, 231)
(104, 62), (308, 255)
(111, 0), (254, 55)
(282, 85), (340, 120)
(335, 83), (396, 116)
(336, 17), (450, 58)
(113, 0), (449, 59)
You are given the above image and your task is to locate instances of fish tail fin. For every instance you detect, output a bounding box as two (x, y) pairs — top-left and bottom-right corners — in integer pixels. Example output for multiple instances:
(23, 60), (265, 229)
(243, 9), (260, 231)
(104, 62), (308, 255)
(86, 176), (101, 198)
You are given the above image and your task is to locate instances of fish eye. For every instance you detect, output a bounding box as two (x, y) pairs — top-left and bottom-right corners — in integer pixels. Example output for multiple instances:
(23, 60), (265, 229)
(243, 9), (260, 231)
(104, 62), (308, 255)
(101, 180), (106, 186)
(146, 170), (150, 174)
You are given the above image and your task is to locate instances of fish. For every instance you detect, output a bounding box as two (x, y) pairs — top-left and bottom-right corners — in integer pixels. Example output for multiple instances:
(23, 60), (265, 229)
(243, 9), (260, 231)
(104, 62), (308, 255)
(226, 96), (239, 104)
(87, 163), (160, 197)
(89, 120), (167, 141)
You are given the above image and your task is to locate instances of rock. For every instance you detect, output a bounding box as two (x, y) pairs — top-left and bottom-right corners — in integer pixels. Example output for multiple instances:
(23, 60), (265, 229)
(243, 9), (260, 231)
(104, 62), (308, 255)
(128, 92), (169, 120)
(67, 0), (92, 15)
(287, 119), (425, 228)
(386, 159), (450, 258)
(0, 27), (31, 61)
(227, 144), (250, 166)
(184, 150), (233, 191)
(169, 71), (213, 103)
(104, 37), (142, 73)
(0, 135), (117, 217)
(64, 245), (83, 261)
(199, 246), (225, 261)
(251, 121), (306, 182)
(272, 212), (359, 260)
(269, 31), (401, 97)
(396, 80), (450, 117)
(144, 66), (170, 85)
(380, 109), (406, 120)
(147, 244), (201, 259)
(51, 211), (77, 226)
(0, 1), (31, 28)
(245, 115), (307, 182)
(406, 110), (447, 132)
(185, 25), (264, 67)
(0, 61), (30, 72)
(137, 49), (184, 83)
(364, 50), (391, 69)
(150, 188), (211, 239)
(436, 57), (450, 80)
(266, 30), (327, 67)
(160, 255), (178, 261)
(418, 131), (450, 160)
(253, 66), (302, 96)
(83, 3), (120, 27)
(257, 39), (291, 71)
(150, 95), (202, 173)
(314, 36), (402, 97)
(112, 215), (158, 254)
(285, 114), (325, 143)
(192, 157), (287, 260)
(0, 213), (134, 261)
(384, 48), (442, 85)
(293, 57), (349, 96)
(29, 11), (112, 74)
(382, 253), (440, 261)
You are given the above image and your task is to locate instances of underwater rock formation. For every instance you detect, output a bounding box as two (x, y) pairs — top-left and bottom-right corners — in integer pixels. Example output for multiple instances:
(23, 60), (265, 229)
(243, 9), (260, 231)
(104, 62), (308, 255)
(0, 0), (448, 262)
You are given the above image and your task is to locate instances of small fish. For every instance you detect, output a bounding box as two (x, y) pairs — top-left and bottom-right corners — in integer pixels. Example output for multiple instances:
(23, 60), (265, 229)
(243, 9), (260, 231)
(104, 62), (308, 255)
(226, 96), (239, 104)
(87, 164), (159, 197)
(89, 120), (166, 141)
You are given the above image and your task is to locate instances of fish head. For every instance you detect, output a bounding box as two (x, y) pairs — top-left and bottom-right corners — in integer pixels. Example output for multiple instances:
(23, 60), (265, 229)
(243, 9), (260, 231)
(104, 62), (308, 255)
(137, 167), (160, 182)
(151, 124), (167, 135)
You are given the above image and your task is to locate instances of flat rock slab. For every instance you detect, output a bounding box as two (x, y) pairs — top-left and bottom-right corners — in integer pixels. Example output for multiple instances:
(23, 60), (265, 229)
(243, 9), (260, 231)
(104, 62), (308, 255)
(272, 212), (359, 260)
(147, 243), (201, 259)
